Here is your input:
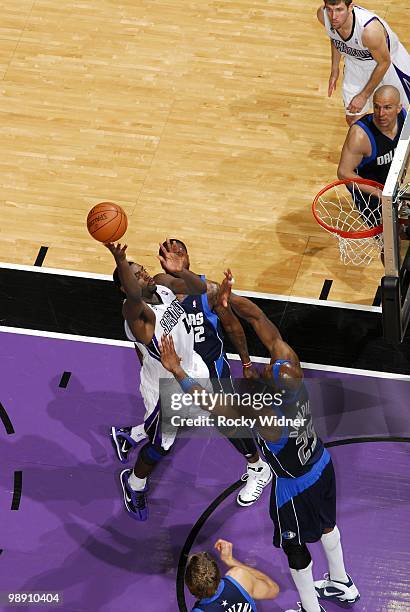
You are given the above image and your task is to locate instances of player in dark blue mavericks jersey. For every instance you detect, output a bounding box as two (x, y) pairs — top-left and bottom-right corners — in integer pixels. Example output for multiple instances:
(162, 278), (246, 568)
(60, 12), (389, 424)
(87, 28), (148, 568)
(185, 538), (279, 611)
(168, 240), (273, 506)
(181, 283), (233, 393)
(159, 275), (361, 612)
(337, 85), (406, 225)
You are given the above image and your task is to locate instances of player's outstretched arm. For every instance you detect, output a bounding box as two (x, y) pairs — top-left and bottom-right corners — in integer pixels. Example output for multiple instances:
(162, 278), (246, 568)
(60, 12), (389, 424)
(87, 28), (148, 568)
(105, 243), (143, 306)
(228, 293), (300, 366)
(215, 539), (279, 601)
(206, 279), (259, 379)
(155, 239), (206, 295)
(105, 243), (155, 343)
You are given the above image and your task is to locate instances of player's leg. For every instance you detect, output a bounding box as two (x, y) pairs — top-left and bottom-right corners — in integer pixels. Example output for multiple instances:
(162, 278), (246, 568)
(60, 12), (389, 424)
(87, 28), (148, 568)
(119, 398), (176, 521)
(269, 482), (323, 612)
(110, 379), (157, 463)
(314, 461), (360, 606)
(111, 423), (147, 463)
(210, 355), (272, 506)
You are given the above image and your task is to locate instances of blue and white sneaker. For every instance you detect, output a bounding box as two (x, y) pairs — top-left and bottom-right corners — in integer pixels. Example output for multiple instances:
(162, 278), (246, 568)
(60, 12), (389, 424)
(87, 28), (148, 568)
(111, 426), (145, 463)
(315, 573), (360, 607)
(119, 469), (148, 521)
(286, 603), (326, 612)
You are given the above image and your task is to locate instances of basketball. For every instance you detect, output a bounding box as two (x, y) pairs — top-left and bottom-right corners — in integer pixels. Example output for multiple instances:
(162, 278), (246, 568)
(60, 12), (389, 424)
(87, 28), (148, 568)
(87, 202), (128, 243)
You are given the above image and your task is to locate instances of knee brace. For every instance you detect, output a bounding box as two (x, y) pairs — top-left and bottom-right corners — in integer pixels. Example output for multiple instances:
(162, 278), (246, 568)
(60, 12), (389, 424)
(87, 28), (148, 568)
(140, 442), (170, 466)
(282, 541), (312, 570)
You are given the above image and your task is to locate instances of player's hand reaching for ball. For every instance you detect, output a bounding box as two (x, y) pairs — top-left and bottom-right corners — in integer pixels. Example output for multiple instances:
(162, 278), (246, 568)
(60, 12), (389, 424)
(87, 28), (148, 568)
(217, 269), (234, 309)
(214, 539), (235, 566)
(105, 242), (128, 263)
(158, 238), (185, 274)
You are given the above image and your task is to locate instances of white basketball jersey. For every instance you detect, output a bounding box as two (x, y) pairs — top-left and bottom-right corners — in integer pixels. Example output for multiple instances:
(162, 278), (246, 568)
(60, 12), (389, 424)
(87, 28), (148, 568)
(124, 285), (209, 415)
(324, 5), (404, 69)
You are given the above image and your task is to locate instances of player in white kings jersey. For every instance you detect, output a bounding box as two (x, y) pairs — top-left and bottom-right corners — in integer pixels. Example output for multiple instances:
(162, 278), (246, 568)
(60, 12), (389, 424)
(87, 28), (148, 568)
(317, 1), (410, 124)
(106, 240), (210, 521)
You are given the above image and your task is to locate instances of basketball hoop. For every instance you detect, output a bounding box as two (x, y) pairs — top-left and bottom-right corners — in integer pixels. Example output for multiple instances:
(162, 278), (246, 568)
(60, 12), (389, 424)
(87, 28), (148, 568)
(312, 178), (384, 265)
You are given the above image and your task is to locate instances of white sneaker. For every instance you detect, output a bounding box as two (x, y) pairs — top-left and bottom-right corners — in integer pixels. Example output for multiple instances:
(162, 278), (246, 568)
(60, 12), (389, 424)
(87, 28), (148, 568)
(315, 573), (360, 607)
(236, 463), (272, 506)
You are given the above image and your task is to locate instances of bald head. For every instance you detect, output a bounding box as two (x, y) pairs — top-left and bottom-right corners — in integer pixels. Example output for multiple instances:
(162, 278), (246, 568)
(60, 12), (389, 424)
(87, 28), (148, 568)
(372, 85), (402, 133)
(373, 85), (401, 105)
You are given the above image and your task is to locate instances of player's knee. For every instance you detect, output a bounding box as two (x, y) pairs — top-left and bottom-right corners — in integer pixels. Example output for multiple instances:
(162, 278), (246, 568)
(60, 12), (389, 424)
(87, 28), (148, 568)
(282, 541), (311, 570)
(140, 442), (170, 466)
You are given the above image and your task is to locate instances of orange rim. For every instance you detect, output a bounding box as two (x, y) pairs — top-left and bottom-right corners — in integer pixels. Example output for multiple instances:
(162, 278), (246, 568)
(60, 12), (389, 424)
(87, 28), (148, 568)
(312, 178), (384, 239)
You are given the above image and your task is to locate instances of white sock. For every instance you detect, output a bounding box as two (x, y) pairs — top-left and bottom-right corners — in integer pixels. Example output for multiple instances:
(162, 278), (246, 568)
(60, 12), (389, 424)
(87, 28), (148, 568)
(130, 424), (147, 442)
(247, 457), (266, 471)
(128, 472), (147, 491)
(321, 526), (348, 583)
(290, 562), (321, 612)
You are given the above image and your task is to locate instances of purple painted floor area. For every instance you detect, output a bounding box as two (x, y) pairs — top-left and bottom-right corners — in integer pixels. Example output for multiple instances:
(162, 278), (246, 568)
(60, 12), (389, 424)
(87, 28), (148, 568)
(0, 332), (409, 612)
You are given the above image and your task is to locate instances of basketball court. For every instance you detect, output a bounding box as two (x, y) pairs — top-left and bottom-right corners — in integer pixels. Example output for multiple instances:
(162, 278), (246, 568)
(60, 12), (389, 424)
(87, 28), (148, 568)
(1, 329), (409, 611)
(1, 1), (410, 611)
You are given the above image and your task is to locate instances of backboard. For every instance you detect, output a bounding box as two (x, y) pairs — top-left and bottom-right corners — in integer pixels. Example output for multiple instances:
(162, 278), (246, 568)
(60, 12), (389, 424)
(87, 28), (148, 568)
(381, 110), (410, 343)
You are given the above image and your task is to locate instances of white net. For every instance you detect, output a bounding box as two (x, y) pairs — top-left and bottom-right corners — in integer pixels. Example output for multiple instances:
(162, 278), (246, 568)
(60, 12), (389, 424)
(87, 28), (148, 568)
(314, 181), (383, 266)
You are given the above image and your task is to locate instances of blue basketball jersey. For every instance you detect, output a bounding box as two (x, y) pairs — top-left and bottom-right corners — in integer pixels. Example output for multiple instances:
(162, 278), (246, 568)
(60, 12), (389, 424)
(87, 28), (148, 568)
(356, 108), (406, 184)
(181, 275), (226, 375)
(257, 377), (324, 479)
(193, 576), (257, 611)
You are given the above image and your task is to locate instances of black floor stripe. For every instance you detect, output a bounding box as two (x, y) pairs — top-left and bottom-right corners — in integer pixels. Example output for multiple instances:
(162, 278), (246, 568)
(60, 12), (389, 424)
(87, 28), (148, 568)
(175, 436), (410, 611)
(11, 471), (22, 510)
(34, 246), (48, 267)
(372, 286), (382, 307)
(0, 402), (15, 435)
(319, 279), (333, 300)
(325, 436), (410, 447)
(59, 372), (72, 388)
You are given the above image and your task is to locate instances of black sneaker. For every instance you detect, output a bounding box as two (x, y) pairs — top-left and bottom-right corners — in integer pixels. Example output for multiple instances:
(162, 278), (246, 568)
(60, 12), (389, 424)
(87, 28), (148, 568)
(111, 426), (142, 463)
(119, 469), (148, 521)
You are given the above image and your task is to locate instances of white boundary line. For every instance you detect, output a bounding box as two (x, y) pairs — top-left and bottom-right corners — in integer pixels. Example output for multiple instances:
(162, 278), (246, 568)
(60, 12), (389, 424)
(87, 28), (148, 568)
(0, 261), (381, 312)
(237, 289), (381, 312)
(0, 326), (134, 348)
(226, 353), (410, 381)
(0, 262), (111, 281)
(1, 327), (408, 380)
